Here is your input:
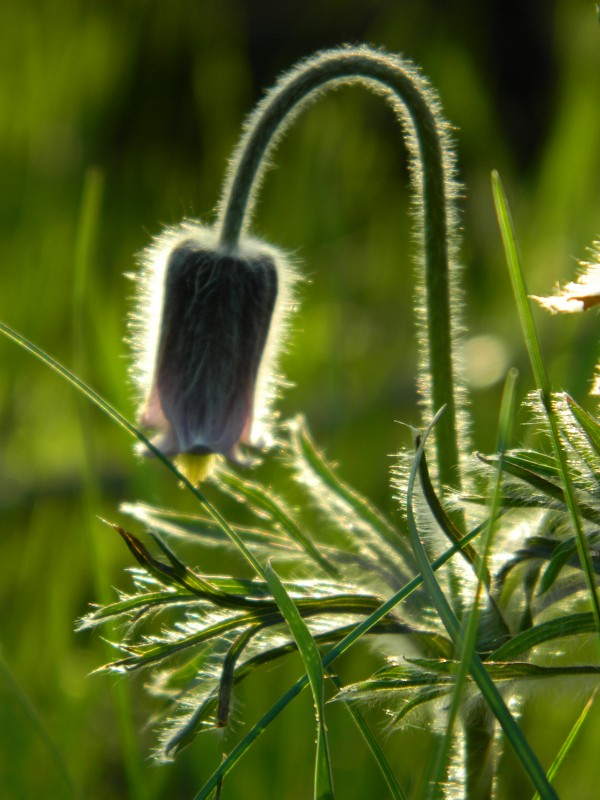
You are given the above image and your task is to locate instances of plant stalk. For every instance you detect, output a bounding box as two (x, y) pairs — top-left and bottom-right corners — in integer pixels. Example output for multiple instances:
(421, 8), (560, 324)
(218, 46), (465, 494)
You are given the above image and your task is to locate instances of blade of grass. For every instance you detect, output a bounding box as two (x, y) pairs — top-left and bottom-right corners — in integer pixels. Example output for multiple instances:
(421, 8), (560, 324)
(265, 562), (334, 800)
(531, 690), (597, 800)
(491, 169), (600, 637)
(428, 368), (518, 798)
(327, 670), (407, 800)
(406, 409), (557, 799)
(121, 502), (299, 555)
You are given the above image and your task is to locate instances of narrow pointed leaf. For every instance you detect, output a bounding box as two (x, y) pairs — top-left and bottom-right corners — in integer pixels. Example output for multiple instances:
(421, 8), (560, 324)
(327, 672), (407, 800)
(264, 562), (334, 800)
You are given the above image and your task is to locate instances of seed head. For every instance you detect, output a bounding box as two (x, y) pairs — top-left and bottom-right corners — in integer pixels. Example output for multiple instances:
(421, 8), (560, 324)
(131, 222), (295, 478)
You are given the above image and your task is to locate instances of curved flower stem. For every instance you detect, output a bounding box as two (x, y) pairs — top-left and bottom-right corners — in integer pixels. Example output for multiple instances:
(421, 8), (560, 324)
(218, 46), (465, 493)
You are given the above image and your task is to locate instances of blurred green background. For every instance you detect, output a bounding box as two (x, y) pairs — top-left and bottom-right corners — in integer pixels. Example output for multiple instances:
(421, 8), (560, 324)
(1, 1), (600, 798)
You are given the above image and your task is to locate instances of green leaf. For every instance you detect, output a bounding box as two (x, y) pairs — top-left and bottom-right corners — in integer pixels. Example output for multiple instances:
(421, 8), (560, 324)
(99, 520), (235, 602)
(103, 610), (281, 673)
(341, 659), (600, 693)
(518, 562), (542, 633)
(264, 562), (334, 800)
(77, 590), (202, 630)
(216, 627), (261, 727)
(339, 665), (450, 696)
(388, 687), (452, 726)
(539, 537), (584, 594)
(411, 659), (600, 681)
(502, 450), (560, 480)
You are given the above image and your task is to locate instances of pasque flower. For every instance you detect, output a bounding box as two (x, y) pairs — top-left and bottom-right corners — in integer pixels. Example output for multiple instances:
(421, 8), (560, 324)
(132, 223), (293, 476)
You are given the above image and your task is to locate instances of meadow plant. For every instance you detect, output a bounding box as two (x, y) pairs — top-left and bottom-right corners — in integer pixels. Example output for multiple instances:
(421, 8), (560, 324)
(2, 45), (599, 800)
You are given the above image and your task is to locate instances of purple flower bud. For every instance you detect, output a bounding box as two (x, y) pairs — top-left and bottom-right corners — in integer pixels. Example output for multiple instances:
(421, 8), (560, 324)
(131, 223), (293, 469)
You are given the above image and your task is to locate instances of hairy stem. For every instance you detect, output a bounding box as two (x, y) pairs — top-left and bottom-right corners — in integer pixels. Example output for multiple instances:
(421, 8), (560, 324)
(218, 46), (465, 493)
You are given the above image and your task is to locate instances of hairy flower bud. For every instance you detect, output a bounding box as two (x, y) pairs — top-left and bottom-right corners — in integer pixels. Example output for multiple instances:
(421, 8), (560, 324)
(131, 223), (294, 477)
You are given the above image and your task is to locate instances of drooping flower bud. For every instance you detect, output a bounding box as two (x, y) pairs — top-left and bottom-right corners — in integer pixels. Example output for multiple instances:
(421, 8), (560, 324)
(131, 222), (294, 478)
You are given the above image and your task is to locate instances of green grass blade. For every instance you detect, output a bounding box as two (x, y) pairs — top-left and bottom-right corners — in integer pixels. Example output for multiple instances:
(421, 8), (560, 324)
(327, 671), (407, 800)
(491, 169), (600, 636)
(531, 691), (597, 800)
(417, 445), (482, 578)
(264, 562), (334, 800)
